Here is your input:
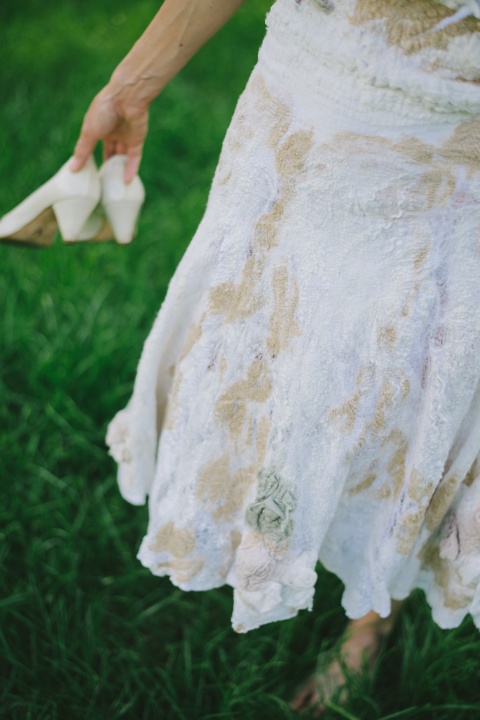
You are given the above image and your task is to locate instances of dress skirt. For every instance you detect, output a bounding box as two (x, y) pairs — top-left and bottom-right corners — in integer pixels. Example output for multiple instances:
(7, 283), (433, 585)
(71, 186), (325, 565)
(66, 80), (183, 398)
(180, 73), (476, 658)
(106, 0), (480, 633)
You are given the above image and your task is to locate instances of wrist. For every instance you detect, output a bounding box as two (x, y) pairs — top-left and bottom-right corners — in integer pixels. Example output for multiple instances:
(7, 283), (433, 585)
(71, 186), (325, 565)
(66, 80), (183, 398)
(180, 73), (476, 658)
(107, 67), (161, 114)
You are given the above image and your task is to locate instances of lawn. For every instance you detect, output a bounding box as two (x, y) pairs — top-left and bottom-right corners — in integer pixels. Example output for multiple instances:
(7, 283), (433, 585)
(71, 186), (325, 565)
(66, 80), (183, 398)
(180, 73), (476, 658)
(1, 1), (479, 718)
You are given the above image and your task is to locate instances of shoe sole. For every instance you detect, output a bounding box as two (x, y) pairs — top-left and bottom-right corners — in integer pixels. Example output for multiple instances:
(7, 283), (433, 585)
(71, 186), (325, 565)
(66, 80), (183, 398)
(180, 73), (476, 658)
(0, 211), (135, 247)
(1, 207), (56, 248)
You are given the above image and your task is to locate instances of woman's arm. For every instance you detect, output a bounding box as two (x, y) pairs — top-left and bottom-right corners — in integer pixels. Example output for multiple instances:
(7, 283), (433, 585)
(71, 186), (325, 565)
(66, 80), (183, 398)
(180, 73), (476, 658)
(109, 0), (248, 109)
(71, 0), (247, 181)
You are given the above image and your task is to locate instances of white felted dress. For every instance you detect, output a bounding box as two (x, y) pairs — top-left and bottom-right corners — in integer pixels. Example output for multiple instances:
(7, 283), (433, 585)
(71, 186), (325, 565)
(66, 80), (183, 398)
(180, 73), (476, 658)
(106, 0), (480, 633)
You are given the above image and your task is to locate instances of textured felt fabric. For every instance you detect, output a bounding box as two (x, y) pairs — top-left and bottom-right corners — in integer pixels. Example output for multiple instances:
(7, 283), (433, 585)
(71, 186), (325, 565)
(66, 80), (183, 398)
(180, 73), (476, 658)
(106, 0), (480, 633)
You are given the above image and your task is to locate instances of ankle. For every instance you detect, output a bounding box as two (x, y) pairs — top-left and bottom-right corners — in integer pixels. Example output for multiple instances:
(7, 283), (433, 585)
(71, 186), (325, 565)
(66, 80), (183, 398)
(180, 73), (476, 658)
(344, 613), (395, 643)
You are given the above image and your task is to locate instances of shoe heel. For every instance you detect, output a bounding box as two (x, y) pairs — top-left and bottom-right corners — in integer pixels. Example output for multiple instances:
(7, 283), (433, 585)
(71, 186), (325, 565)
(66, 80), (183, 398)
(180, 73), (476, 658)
(53, 196), (99, 242)
(104, 202), (142, 245)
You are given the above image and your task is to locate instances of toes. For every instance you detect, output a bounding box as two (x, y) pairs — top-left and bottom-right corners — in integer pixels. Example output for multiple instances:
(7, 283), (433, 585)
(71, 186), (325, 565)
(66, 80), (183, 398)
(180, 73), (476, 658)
(289, 677), (323, 714)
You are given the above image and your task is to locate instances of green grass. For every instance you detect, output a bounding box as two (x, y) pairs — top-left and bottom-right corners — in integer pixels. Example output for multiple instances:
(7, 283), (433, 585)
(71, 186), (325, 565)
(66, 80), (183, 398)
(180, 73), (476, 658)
(1, 1), (480, 718)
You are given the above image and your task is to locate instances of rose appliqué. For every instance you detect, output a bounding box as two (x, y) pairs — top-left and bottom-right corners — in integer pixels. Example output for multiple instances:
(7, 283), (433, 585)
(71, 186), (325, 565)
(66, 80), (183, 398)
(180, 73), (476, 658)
(245, 467), (297, 543)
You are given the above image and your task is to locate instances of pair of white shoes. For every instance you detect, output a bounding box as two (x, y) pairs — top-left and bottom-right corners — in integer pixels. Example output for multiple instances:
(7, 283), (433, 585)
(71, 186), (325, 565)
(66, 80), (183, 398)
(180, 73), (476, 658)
(0, 155), (145, 248)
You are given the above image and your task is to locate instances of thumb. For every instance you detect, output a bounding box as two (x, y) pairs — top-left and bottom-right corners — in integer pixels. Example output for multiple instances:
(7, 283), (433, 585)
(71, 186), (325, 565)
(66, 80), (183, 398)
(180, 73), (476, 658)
(70, 128), (97, 172)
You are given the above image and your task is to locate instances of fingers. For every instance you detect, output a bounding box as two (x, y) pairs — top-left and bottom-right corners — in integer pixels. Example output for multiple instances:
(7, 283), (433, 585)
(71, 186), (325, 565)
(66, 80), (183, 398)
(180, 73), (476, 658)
(102, 142), (142, 183)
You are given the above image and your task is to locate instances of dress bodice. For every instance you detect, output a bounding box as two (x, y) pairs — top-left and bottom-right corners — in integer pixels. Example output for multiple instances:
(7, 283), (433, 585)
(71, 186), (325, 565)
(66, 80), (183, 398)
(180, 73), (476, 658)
(314, 0), (480, 18)
(259, 0), (480, 128)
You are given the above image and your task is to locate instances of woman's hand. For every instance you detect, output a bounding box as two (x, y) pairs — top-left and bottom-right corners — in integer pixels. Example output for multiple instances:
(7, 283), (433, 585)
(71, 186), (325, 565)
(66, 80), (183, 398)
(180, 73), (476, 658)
(70, 85), (148, 183)
(70, 0), (247, 183)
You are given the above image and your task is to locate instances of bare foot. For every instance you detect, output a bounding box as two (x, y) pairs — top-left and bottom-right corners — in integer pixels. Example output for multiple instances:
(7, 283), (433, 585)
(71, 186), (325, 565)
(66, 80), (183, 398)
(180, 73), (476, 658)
(289, 603), (404, 717)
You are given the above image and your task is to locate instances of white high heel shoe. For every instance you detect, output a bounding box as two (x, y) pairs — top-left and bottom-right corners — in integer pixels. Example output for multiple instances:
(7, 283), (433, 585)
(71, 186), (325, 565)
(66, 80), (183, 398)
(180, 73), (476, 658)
(78, 155), (145, 245)
(0, 156), (101, 247)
